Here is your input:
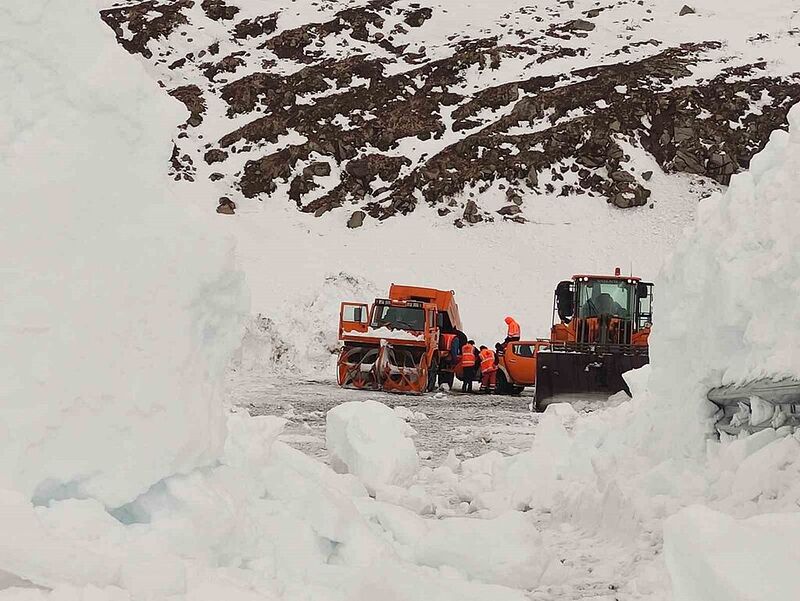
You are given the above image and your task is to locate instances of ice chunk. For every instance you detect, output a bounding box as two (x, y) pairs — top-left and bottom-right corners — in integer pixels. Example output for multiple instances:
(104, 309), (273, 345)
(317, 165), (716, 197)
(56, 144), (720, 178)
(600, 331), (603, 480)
(748, 395), (772, 426)
(326, 401), (419, 492)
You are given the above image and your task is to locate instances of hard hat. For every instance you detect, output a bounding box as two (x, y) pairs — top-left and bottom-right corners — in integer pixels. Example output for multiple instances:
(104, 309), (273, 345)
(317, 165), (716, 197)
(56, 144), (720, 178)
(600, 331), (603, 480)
(504, 316), (513, 323)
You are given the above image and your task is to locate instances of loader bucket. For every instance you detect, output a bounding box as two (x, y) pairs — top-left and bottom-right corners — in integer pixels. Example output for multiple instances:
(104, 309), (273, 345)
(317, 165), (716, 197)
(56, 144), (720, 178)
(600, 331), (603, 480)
(534, 348), (649, 411)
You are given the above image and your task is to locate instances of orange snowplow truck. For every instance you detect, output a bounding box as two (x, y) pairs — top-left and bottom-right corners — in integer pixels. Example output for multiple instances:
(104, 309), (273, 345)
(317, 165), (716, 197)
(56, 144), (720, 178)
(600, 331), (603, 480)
(337, 285), (466, 393)
(534, 269), (653, 410)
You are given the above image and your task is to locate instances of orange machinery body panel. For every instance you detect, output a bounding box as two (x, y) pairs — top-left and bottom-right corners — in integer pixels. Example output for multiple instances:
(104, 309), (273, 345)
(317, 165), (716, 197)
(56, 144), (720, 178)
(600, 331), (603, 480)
(388, 284), (463, 331)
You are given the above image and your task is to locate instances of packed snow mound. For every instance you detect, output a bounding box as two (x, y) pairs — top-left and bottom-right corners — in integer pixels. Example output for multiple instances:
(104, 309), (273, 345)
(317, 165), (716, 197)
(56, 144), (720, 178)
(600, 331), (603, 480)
(234, 272), (379, 380)
(640, 102), (800, 455)
(327, 400), (420, 492)
(0, 1), (247, 507)
(0, 412), (533, 600)
(664, 504), (800, 601)
(358, 501), (549, 589)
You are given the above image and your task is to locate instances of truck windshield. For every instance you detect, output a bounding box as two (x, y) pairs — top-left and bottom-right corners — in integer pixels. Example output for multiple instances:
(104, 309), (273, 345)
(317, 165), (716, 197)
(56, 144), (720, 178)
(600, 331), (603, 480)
(372, 306), (426, 331)
(577, 279), (633, 319)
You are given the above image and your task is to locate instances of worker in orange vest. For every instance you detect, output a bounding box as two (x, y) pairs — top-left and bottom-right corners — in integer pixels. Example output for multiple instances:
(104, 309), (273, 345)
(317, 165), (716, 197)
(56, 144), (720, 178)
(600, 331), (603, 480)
(504, 316), (521, 343)
(478, 345), (497, 393)
(459, 339), (477, 393)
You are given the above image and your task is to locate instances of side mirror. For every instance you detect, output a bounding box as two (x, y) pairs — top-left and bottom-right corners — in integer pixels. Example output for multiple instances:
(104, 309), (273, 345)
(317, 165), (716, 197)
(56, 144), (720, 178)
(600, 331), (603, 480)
(555, 281), (574, 322)
(636, 282), (648, 299)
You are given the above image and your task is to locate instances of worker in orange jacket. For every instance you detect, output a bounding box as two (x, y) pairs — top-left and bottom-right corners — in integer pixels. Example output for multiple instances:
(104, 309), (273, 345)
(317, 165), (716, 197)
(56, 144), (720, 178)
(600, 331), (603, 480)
(478, 345), (497, 394)
(504, 316), (521, 343)
(460, 340), (477, 393)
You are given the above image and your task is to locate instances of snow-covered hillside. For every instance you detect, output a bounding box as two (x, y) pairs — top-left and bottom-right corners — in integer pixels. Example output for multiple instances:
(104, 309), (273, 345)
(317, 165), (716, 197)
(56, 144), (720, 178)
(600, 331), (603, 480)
(100, 0), (800, 224)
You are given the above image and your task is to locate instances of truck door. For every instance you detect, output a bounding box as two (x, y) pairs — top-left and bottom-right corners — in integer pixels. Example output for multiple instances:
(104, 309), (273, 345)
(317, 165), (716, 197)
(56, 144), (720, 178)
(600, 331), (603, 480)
(505, 342), (540, 385)
(339, 302), (369, 336)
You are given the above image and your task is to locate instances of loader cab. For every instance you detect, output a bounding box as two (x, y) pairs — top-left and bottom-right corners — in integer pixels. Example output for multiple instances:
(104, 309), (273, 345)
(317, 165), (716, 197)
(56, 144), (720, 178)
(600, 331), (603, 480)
(550, 274), (653, 346)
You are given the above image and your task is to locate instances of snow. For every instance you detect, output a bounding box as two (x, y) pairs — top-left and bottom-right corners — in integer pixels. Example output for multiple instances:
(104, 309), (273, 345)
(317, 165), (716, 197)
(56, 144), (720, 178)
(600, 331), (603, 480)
(640, 103), (800, 456)
(664, 505), (800, 601)
(345, 327), (425, 341)
(0, 1), (247, 508)
(326, 400), (420, 493)
(5, 0), (800, 599)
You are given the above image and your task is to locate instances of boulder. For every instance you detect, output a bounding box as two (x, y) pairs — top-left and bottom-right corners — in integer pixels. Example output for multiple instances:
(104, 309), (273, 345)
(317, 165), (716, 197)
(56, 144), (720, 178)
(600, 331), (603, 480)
(216, 197), (236, 214)
(347, 210), (366, 228)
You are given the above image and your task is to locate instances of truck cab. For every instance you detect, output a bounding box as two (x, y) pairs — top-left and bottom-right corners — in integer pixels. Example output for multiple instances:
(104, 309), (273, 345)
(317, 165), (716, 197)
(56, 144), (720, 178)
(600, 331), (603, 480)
(337, 285), (463, 393)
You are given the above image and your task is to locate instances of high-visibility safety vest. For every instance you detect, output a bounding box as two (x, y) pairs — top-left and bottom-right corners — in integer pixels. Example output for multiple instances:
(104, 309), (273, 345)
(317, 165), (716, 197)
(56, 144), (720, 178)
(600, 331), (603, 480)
(479, 348), (495, 371)
(506, 318), (521, 337)
(461, 343), (476, 367)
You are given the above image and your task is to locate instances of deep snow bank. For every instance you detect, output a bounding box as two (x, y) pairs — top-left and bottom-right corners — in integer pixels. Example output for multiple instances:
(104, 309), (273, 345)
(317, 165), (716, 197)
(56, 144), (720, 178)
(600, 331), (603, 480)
(636, 103), (800, 456)
(0, 0), (246, 507)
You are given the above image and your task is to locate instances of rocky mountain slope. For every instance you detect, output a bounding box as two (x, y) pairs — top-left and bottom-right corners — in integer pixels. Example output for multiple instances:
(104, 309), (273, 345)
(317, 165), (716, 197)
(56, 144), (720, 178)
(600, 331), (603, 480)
(100, 0), (800, 224)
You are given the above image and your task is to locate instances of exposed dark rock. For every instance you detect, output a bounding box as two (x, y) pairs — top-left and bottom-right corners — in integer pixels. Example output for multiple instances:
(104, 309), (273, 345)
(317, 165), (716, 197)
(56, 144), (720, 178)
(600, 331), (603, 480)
(169, 143), (196, 181)
(497, 205), (523, 216)
(203, 52), (247, 81)
(642, 170), (653, 181)
(201, 0), (238, 21)
(564, 19), (596, 32)
(463, 200), (483, 224)
(168, 85), (206, 127)
(679, 5), (696, 16)
(204, 148), (229, 164)
(404, 7), (433, 28)
(216, 196), (236, 214)
(209, 172), (225, 181)
(347, 210), (366, 228)
(100, 0), (193, 59)
(233, 14), (279, 40)
(304, 162), (332, 177)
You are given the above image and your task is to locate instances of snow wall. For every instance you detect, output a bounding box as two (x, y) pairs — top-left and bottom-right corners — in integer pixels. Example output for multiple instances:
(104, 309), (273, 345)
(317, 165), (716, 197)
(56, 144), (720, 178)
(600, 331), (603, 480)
(0, 0), (247, 508)
(629, 103), (800, 458)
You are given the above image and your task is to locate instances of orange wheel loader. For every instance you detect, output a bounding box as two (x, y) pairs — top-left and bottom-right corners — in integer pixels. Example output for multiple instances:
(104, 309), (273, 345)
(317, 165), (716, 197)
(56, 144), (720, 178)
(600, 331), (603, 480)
(534, 269), (654, 410)
(337, 285), (467, 394)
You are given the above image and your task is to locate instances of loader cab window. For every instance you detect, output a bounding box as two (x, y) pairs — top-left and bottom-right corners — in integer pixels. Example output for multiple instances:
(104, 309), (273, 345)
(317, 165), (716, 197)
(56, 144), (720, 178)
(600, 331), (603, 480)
(577, 279), (634, 319)
(372, 305), (426, 331)
(636, 282), (654, 329)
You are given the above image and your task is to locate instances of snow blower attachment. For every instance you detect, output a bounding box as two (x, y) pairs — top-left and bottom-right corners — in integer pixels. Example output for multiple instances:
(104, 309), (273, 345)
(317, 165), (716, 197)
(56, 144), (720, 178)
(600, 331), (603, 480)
(337, 285), (465, 394)
(708, 378), (800, 436)
(534, 270), (653, 410)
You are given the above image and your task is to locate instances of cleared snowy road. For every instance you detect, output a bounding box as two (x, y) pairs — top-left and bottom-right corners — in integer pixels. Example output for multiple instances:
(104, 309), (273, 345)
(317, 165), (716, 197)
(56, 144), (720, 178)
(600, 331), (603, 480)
(237, 378), (539, 465)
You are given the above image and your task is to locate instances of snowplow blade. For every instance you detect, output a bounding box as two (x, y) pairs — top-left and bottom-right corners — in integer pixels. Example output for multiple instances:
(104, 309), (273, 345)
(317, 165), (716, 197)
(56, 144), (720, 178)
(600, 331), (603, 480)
(708, 378), (800, 435)
(337, 341), (429, 394)
(534, 348), (649, 411)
